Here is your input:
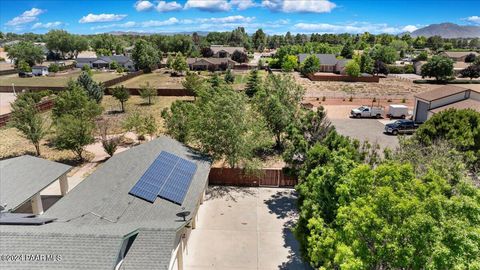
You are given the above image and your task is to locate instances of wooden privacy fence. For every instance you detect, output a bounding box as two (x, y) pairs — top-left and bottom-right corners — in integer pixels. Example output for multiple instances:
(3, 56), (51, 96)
(0, 99), (54, 127)
(102, 70), (144, 87)
(208, 167), (297, 187)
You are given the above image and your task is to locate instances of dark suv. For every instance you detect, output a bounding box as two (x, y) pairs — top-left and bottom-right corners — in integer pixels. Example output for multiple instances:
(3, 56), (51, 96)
(384, 119), (418, 135)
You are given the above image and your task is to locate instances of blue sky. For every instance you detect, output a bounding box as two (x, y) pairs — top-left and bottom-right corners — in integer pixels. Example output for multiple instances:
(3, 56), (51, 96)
(1, 0), (479, 35)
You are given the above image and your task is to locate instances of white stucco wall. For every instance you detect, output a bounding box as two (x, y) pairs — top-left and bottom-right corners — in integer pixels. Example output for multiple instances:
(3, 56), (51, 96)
(430, 92), (467, 109)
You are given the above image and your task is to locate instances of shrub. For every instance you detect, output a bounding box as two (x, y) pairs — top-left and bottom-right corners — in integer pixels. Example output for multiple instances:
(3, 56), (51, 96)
(102, 138), (119, 157)
(300, 55), (320, 76)
(231, 50), (248, 63)
(18, 60), (31, 72)
(138, 82), (156, 105)
(345, 61), (361, 77)
(48, 63), (60, 73)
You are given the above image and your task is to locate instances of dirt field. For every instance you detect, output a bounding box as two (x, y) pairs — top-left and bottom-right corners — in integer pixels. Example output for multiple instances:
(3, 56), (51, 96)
(115, 69), (184, 88)
(0, 70), (121, 87)
(292, 72), (435, 100)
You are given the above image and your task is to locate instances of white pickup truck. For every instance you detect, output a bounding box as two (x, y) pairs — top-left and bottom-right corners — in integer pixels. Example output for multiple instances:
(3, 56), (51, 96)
(351, 106), (384, 118)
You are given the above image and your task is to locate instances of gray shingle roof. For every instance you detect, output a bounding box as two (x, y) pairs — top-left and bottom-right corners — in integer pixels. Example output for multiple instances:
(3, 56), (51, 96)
(210, 45), (245, 54)
(0, 156), (71, 211)
(0, 136), (211, 270)
(99, 55), (132, 64)
(0, 231), (122, 270)
(298, 53), (338, 65)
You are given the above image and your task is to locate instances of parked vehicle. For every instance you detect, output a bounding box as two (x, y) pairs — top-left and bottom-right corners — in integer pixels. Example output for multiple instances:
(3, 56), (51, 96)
(351, 106), (384, 118)
(384, 119), (419, 135)
(18, 71), (33, 78)
(386, 104), (408, 119)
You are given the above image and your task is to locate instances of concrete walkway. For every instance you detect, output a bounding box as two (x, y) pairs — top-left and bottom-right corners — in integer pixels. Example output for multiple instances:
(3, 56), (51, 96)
(184, 187), (310, 270)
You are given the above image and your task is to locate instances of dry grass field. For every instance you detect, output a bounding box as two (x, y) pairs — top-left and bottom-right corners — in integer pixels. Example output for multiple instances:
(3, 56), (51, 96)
(291, 72), (435, 99)
(0, 95), (192, 162)
(0, 70), (121, 87)
(114, 69), (184, 88)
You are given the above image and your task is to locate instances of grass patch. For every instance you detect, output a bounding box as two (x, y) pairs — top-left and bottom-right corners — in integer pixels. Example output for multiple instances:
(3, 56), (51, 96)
(0, 71), (121, 87)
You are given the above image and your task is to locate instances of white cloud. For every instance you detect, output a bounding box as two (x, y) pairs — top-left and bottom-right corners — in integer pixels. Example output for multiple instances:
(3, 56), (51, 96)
(466, 16), (480, 24)
(197, 15), (255, 24)
(156, 1), (183, 12)
(141, 17), (180, 27)
(231, 0), (257, 10)
(79, 13), (127, 23)
(6, 8), (45, 26)
(184, 0), (231, 12)
(32, 21), (63, 29)
(134, 0), (154, 11)
(402, 25), (418, 32)
(294, 22), (410, 34)
(262, 0), (336, 13)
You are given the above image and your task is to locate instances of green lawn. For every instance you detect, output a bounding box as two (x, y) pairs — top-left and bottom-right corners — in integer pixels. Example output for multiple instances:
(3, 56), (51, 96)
(0, 71), (121, 87)
(115, 70), (184, 88)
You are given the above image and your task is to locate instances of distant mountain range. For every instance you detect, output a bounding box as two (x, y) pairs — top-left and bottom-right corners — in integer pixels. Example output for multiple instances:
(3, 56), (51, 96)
(105, 23), (480, 38)
(410, 23), (480, 38)
(106, 31), (210, 36)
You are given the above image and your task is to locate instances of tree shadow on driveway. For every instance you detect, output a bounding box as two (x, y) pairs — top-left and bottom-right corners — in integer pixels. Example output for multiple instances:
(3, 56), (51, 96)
(206, 185), (257, 203)
(264, 189), (312, 270)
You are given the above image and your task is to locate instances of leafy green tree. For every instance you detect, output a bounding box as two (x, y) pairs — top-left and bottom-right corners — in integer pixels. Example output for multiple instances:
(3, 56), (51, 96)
(255, 74), (305, 148)
(300, 55), (320, 76)
(281, 55), (298, 72)
(171, 52), (188, 75)
(224, 68), (235, 84)
(369, 45), (398, 64)
(182, 72), (206, 96)
(17, 60), (31, 72)
(359, 53), (374, 74)
(426, 35), (444, 52)
(413, 109), (480, 168)
(231, 50), (248, 63)
(415, 51), (428, 61)
(245, 69), (261, 98)
(340, 41), (354, 59)
(252, 28), (266, 51)
(345, 61), (361, 77)
(421, 55), (454, 82)
(132, 39), (161, 71)
(460, 65), (480, 80)
(166, 54), (174, 69)
(283, 107), (332, 168)
(208, 73), (222, 88)
(191, 86), (271, 167)
(6, 41), (44, 67)
(48, 63), (59, 73)
(161, 101), (196, 143)
(111, 85), (130, 112)
(77, 71), (104, 103)
(109, 60), (119, 70)
(139, 82), (156, 105)
(373, 60), (389, 76)
(465, 53), (477, 63)
(55, 114), (95, 160)
(81, 64), (93, 76)
(9, 95), (46, 156)
(52, 81), (102, 121)
(390, 40), (409, 52)
(122, 111), (144, 138)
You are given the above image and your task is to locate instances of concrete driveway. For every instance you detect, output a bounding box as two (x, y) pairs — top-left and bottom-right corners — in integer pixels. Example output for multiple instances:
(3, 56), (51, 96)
(184, 186), (310, 270)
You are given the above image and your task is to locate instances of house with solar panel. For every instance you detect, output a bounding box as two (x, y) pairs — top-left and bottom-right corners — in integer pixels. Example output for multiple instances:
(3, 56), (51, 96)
(0, 136), (211, 270)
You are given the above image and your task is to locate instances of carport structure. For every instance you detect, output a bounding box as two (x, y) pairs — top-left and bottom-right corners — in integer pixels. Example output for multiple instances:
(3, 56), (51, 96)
(0, 155), (71, 214)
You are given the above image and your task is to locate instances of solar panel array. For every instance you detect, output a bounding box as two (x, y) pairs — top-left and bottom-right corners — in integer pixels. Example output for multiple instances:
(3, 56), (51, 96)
(129, 151), (197, 205)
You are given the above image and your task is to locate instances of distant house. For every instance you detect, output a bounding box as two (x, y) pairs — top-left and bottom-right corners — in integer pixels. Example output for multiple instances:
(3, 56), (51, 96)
(440, 51), (479, 62)
(413, 85), (480, 123)
(187, 57), (236, 71)
(76, 55), (135, 71)
(297, 54), (351, 74)
(210, 45), (246, 58)
(414, 60), (472, 76)
(31, 66), (49, 76)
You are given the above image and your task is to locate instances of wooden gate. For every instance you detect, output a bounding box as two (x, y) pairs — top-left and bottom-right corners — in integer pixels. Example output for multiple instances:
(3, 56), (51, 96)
(259, 169), (280, 187)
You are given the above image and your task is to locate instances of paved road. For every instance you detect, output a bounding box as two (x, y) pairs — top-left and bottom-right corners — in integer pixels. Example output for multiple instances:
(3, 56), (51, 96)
(184, 187), (310, 270)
